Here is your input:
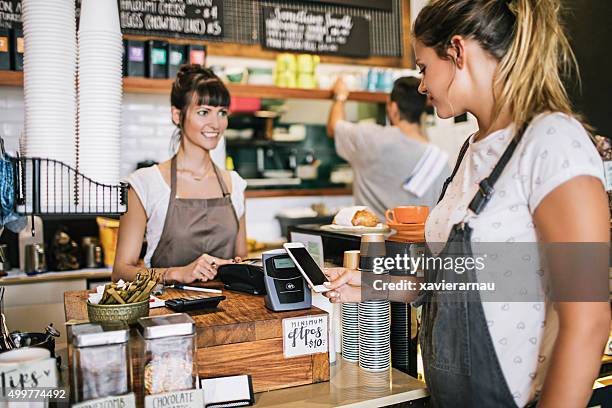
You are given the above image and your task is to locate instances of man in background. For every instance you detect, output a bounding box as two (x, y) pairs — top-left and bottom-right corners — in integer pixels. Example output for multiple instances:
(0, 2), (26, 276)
(327, 76), (450, 220)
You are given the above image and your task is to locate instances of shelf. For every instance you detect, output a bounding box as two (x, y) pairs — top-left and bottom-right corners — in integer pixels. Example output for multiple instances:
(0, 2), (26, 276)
(0, 71), (388, 103)
(245, 187), (351, 198)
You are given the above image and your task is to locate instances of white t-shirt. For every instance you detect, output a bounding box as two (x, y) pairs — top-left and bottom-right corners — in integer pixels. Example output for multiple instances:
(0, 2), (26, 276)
(425, 113), (604, 406)
(126, 166), (247, 267)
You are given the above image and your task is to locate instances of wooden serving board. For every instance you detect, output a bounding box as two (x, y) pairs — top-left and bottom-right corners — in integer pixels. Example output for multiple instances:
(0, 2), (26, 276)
(64, 285), (330, 395)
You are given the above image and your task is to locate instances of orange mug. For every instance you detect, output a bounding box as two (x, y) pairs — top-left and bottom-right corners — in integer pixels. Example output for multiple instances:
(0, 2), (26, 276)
(385, 206), (429, 224)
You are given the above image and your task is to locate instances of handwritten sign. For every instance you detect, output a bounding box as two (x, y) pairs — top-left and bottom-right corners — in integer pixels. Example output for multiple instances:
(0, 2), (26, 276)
(119, 0), (223, 39)
(0, 358), (57, 391)
(144, 389), (203, 408)
(73, 392), (136, 408)
(282, 315), (328, 358)
(261, 6), (370, 58)
(0, 0), (21, 29)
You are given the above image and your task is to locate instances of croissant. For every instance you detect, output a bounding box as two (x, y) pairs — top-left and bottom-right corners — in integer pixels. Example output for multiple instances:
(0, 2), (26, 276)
(333, 207), (379, 227)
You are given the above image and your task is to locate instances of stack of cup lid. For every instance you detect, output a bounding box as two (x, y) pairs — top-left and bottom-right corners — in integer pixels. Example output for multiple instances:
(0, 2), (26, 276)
(341, 250), (360, 363)
(358, 233), (391, 372)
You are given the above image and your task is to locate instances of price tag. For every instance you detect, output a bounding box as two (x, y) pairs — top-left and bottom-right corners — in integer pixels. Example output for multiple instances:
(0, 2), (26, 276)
(603, 161), (612, 191)
(282, 315), (328, 358)
(73, 392), (136, 408)
(145, 389), (203, 408)
(0, 358), (57, 390)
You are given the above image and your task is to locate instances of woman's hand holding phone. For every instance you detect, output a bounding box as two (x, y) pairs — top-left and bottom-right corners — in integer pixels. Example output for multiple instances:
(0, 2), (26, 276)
(322, 267), (362, 303)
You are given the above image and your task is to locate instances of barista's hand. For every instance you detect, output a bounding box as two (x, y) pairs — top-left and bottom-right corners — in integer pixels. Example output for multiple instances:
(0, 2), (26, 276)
(332, 77), (349, 99)
(322, 267), (362, 303)
(173, 254), (235, 283)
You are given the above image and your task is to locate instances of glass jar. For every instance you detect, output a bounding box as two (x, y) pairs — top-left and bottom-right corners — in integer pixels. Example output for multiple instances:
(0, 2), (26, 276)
(137, 313), (197, 396)
(70, 322), (131, 403)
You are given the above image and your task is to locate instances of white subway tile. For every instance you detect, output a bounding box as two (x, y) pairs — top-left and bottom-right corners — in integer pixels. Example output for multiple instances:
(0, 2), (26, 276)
(121, 124), (155, 137)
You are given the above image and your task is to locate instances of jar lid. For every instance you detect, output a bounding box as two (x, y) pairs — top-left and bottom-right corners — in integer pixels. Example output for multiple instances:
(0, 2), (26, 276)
(137, 313), (195, 339)
(71, 322), (129, 347)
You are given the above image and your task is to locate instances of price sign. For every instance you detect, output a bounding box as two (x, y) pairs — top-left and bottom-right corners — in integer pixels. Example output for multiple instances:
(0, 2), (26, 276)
(282, 315), (328, 358)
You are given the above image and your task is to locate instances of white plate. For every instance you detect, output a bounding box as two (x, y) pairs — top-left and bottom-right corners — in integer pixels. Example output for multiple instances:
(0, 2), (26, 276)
(320, 224), (390, 233)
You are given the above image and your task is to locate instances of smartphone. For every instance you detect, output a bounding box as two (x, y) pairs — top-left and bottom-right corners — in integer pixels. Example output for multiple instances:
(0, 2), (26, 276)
(283, 242), (330, 293)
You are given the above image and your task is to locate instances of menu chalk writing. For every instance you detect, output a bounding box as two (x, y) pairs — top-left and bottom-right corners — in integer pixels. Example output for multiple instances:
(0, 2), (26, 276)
(261, 6), (370, 58)
(0, 0), (20, 29)
(0, 358), (57, 391)
(282, 315), (328, 358)
(144, 389), (203, 408)
(73, 392), (136, 408)
(119, 0), (223, 39)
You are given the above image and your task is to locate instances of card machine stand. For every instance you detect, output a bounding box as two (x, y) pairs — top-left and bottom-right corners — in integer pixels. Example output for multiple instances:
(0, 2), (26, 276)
(262, 249), (312, 312)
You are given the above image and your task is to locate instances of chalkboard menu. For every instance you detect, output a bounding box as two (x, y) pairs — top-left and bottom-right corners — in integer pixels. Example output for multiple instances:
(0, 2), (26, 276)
(118, 0), (223, 39)
(2, 0), (223, 39)
(0, 0), (21, 29)
(261, 6), (370, 58)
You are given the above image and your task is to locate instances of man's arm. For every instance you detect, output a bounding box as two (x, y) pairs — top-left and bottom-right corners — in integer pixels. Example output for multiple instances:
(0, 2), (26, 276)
(327, 77), (350, 138)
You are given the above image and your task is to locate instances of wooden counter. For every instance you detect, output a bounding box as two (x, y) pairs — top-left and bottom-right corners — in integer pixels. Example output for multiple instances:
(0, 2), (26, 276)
(64, 285), (329, 393)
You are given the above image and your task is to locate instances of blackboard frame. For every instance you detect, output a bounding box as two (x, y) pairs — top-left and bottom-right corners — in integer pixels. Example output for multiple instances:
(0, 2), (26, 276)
(294, 0), (393, 12)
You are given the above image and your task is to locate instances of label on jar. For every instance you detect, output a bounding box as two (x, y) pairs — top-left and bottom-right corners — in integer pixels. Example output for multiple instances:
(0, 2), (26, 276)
(282, 314), (328, 358)
(603, 161), (612, 191)
(16, 37), (24, 54)
(0, 357), (57, 388)
(189, 50), (205, 65)
(128, 46), (144, 62)
(169, 50), (183, 66)
(151, 48), (167, 65)
(144, 389), (203, 408)
(0, 37), (8, 53)
(73, 392), (136, 408)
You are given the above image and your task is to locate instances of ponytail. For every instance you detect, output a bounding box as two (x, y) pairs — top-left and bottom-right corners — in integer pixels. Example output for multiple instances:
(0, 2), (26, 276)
(414, 0), (580, 135)
(495, 0), (577, 134)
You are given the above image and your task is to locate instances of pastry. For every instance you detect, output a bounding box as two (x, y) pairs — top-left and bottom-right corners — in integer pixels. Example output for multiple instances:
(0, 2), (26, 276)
(333, 206), (380, 227)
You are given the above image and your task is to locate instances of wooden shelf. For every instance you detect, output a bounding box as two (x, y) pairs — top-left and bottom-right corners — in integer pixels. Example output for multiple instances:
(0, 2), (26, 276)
(0, 71), (387, 103)
(123, 77), (387, 103)
(0, 71), (23, 87)
(245, 187), (351, 198)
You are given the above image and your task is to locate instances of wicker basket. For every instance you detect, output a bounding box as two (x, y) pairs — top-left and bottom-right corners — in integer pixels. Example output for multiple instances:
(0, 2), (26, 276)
(87, 299), (150, 325)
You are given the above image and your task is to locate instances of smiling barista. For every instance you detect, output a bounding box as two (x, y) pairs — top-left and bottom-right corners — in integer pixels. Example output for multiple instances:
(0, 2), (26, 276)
(113, 65), (248, 284)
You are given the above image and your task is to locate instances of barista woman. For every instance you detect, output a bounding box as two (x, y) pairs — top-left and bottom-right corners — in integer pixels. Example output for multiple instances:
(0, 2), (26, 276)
(113, 65), (247, 284)
(323, 1), (610, 407)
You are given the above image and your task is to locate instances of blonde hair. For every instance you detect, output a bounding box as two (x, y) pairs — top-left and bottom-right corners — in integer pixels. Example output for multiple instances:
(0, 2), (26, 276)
(414, 0), (580, 135)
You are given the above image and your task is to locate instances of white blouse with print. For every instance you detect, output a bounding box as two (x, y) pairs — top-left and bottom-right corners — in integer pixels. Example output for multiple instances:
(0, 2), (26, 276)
(425, 112), (605, 406)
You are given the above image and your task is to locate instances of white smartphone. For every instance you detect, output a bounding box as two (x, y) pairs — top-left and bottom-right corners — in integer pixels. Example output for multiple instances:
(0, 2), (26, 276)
(283, 242), (330, 293)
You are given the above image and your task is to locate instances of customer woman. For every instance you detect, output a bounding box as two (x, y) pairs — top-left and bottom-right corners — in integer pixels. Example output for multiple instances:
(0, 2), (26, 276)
(113, 65), (247, 284)
(323, 1), (610, 407)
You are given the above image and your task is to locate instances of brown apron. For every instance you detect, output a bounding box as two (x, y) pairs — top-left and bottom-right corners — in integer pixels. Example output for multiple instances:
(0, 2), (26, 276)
(150, 156), (239, 268)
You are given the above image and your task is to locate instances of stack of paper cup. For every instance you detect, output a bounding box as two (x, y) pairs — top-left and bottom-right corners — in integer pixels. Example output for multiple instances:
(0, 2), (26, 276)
(358, 234), (391, 372)
(77, 0), (123, 189)
(341, 250), (360, 363)
(22, 0), (78, 211)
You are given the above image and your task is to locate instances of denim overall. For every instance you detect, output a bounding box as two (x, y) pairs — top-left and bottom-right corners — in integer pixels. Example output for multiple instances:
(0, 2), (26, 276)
(413, 132), (528, 408)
